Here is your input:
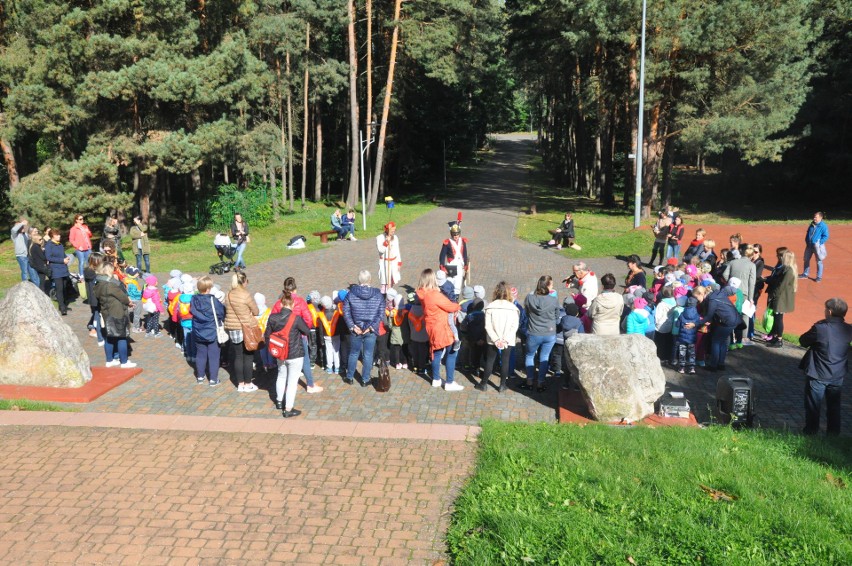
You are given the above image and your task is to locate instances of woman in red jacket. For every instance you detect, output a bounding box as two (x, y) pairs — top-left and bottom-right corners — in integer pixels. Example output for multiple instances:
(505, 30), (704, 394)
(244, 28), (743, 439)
(665, 215), (685, 262)
(416, 269), (463, 391)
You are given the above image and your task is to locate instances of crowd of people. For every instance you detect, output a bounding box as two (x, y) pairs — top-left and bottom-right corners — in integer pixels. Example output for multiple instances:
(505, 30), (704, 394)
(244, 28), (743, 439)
(7, 208), (848, 433)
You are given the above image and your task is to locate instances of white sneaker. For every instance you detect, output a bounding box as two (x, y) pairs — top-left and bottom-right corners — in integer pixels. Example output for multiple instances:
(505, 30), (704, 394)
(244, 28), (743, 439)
(444, 382), (464, 392)
(306, 385), (324, 394)
(350, 236), (358, 241)
(97, 341), (105, 347)
(120, 361), (137, 369)
(105, 360), (120, 368)
(243, 383), (258, 392)
(237, 383), (245, 392)
(431, 379), (442, 388)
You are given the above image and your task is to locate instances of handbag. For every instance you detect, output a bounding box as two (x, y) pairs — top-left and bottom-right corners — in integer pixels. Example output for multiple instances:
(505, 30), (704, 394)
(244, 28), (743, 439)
(763, 307), (775, 334)
(211, 297), (228, 344)
(228, 292), (263, 351)
(105, 315), (129, 338)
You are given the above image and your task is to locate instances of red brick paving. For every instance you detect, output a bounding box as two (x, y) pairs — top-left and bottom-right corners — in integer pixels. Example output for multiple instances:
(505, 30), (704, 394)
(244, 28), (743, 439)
(0, 366), (141, 403)
(0, 426), (476, 565)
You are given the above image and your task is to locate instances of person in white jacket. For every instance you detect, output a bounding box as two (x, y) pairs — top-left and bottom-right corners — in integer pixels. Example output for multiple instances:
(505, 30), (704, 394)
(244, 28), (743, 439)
(476, 282), (520, 393)
(587, 273), (622, 335)
(376, 222), (402, 294)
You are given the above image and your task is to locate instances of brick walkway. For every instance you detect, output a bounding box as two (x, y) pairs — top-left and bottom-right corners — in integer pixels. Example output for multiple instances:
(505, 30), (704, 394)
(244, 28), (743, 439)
(0, 426), (475, 565)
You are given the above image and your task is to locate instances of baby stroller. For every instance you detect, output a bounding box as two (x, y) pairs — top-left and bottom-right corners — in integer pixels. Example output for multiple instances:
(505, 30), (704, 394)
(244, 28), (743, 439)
(210, 233), (237, 275)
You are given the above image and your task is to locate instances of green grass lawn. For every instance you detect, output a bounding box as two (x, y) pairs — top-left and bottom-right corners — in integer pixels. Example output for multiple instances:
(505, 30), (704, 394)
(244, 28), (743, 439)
(449, 421), (852, 565)
(0, 199), (434, 295)
(0, 399), (75, 411)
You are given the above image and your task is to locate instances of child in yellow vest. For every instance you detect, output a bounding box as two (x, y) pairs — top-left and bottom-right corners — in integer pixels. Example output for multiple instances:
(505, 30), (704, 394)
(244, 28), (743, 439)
(254, 293), (275, 371)
(386, 289), (407, 369)
(317, 295), (341, 374)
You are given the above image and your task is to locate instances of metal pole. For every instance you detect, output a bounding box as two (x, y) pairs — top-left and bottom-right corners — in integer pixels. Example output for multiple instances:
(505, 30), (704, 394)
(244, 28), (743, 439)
(634, 0), (647, 229)
(359, 130), (367, 231)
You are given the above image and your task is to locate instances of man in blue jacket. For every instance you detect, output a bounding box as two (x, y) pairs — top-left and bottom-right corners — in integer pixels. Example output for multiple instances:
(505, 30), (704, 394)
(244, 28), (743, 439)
(343, 270), (384, 386)
(800, 297), (852, 436)
(800, 211), (829, 282)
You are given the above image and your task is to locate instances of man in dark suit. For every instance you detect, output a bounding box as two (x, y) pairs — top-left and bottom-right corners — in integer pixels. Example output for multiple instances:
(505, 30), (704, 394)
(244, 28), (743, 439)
(800, 297), (852, 436)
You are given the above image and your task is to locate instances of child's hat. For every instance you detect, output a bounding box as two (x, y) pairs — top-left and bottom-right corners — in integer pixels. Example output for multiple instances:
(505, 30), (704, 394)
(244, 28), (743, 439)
(473, 285), (486, 300)
(320, 295), (333, 310)
(145, 275), (158, 286)
(654, 265), (665, 274)
(169, 269), (182, 278)
(181, 282), (194, 294)
(308, 290), (321, 305)
(727, 277), (741, 289)
(125, 266), (139, 277)
(180, 273), (192, 283)
(510, 286), (519, 299)
(633, 297), (648, 310)
(436, 270), (448, 285)
(462, 286), (474, 301)
(213, 289), (225, 301)
(386, 288), (399, 301)
(666, 257), (678, 266)
(336, 289), (348, 303)
(675, 295), (688, 307)
(254, 293), (267, 310)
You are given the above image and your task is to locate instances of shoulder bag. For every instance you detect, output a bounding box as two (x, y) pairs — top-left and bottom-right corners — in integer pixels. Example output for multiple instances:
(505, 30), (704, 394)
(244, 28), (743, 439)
(229, 293), (263, 351)
(211, 297), (229, 344)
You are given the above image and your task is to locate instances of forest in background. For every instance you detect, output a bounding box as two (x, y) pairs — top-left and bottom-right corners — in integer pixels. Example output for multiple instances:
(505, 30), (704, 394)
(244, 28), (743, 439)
(1, 0), (850, 230)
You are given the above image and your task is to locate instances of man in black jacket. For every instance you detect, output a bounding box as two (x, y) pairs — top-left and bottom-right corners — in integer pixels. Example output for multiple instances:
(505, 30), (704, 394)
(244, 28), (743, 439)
(800, 297), (852, 436)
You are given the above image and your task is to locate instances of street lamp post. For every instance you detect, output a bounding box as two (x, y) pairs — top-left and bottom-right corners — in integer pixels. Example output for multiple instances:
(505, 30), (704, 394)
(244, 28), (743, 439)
(633, 0), (648, 229)
(359, 122), (377, 231)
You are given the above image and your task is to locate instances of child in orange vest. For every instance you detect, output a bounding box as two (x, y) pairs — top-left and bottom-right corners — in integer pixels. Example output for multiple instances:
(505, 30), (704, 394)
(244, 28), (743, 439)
(386, 289), (407, 369)
(317, 295), (341, 374)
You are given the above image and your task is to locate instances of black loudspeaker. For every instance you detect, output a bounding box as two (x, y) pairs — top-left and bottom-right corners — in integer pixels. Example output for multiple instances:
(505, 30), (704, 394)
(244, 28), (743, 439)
(715, 376), (755, 427)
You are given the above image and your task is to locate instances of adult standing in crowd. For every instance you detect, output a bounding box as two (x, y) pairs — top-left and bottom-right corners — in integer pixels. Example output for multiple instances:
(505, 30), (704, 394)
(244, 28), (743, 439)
(129, 216), (151, 273)
(44, 228), (71, 315)
(231, 212), (249, 270)
(69, 214), (93, 277)
(519, 275), (560, 392)
(27, 227), (50, 294)
(85, 253), (105, 345)
(342, 270), (384, 386)
(800, 211), (829, 282)
(625, 255), (646, 289)
(476, 281), (519, 393)
(376, 221), (402, 294)
(417, 268), (463, 391)
(101, 216), (123, 259)
(11, 216), (31, 282)
(265, 290), (311, 417)
(94, 262), (136, 368)
(439, 223), (469, 297)
(649, 211), (671, 267)
(588, 273), (623, 336)
(702, 281), (741, 371)
(724, 244), (757, 303)
(190, 276), (226, 387)
(800, 297), (852, 436)
(569, 262), (598, 302)
(224, 271), (260, 391)
(665, 215), (685, 261)
(765, 249), (797, 348)
(271, 277), (323, 394)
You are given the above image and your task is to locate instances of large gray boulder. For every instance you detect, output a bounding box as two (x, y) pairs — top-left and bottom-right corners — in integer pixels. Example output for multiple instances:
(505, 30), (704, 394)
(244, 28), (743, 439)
(563, 333), (665, 422)
(0, 282), (92, 388)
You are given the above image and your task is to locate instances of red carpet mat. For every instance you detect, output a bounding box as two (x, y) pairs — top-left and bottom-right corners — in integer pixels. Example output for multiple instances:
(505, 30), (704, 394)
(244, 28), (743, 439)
(558, 388), (699, 428)
(0, 367), (142, 403)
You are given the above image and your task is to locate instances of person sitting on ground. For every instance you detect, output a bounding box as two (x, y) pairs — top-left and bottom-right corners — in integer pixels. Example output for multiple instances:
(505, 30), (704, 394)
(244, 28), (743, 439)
(549, 212), (581, 250)
(587, 273), (622, 336)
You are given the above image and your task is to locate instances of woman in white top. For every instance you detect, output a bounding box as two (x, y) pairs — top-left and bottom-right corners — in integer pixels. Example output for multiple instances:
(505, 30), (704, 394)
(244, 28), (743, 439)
(476, 281), (520, 393)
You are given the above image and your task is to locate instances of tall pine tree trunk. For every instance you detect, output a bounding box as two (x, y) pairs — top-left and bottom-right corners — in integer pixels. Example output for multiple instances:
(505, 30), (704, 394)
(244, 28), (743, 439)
(301, 23), (310, 206)
(660, 138), (674, 209)
(313, 105), (323, 201)
(641, 104), (667, 219)
(286, 51), (294, 212)
(345, 0), (360, 208)
(365, 0), (373, 176)
(0, 113), (19, 188)
(367, 0), (402, 215)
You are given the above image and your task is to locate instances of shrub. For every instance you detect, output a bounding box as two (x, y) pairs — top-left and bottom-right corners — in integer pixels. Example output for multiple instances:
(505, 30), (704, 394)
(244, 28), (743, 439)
(206, 181), (273, 231)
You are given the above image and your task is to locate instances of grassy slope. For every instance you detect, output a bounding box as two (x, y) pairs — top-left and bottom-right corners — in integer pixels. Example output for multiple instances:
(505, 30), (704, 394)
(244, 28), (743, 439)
(0, 399), (75, 411)
(449, 421), (852, 565)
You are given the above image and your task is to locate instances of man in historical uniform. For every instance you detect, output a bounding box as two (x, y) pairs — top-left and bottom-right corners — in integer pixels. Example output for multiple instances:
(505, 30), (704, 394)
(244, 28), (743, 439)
(439, 223), (469, 297)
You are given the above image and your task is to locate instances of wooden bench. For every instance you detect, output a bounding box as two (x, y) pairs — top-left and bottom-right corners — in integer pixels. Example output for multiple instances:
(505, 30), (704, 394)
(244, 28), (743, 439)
(312, 230), (338, 244)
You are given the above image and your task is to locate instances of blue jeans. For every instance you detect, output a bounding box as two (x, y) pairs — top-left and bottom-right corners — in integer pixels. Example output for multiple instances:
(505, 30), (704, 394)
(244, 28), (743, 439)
(431, 345), (459, 384)
(804, 378), (841, 435)
(16, 256), (29, 282)
(182, 327), (196, 359)
(335, 225), (354, 239)
(801, 243), (823, 279)
(347, 332), (377, 383)
(234, 243), (247, 268)
(301, 336), (315, 387)
(135, 253), (150, 273)
(709, 324), (735, 368)
(28, 267), (40, 286)
(90, 309), (104, 342)
(74, 249), (91, 277)
(104, 337), (128, 364)
(525, 333), (557, 384)
(666, 243), (681, 262)
(195, 340), (220, 382)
